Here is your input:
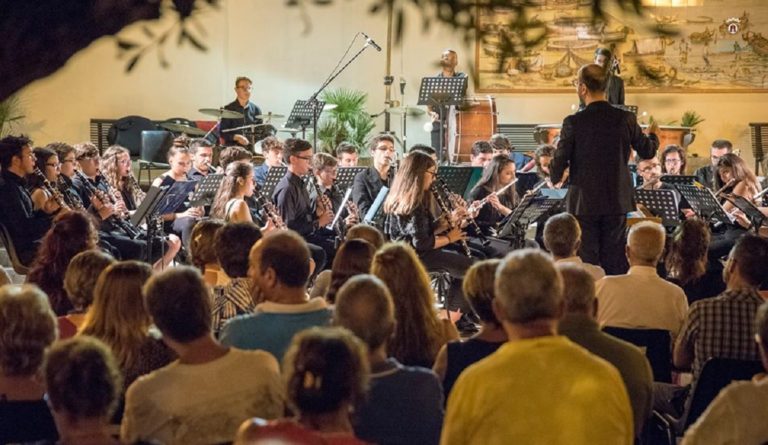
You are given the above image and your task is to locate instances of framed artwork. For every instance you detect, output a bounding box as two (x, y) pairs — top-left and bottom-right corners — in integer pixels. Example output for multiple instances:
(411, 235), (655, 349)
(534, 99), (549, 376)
(475, 1), (768, 93)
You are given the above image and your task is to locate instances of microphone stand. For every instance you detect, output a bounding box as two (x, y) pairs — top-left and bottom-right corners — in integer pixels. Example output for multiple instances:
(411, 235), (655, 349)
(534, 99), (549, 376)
(306, 39), (376, 150)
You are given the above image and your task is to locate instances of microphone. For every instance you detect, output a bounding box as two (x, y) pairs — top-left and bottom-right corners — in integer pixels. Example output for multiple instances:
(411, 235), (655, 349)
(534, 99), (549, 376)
(362, 32), (382, 52)
(399, 77), (406, 95)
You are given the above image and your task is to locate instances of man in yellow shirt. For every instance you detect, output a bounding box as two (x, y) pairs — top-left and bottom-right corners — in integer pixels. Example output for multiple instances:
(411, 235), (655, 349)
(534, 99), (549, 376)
(441, 249), (634, 445)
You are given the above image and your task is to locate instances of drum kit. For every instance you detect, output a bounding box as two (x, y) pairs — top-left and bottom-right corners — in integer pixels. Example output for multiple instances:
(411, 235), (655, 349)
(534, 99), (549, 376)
(158, 108), (290, 144)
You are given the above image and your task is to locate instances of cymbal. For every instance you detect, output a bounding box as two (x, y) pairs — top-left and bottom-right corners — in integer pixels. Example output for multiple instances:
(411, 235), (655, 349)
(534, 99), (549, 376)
(254, 112), (285, 120)
(222, 123), (273, 133)
(159, 122), (207, 136)
(388, 106), (426, 116)
(198, 108), (244, 119)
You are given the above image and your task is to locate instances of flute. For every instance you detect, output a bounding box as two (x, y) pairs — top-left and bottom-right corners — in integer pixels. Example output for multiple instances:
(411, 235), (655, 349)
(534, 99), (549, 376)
(469, 178), (519, 211)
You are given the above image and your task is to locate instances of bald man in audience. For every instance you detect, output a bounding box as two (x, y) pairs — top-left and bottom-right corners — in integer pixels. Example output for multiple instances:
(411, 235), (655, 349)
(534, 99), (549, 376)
(557, 264), (653, 437)
(441, 249), (633, 445)
(596, 221), (688, 336)
(220, 230), (332, 362)
(544, 212), (606, 280)
(335, 274), (444, 445)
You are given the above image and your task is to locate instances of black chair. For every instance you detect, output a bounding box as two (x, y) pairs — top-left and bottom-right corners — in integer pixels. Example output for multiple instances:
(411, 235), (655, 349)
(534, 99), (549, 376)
(0, 223), (30, 275)
(602, 326), (673, 383)
(138, 130), (173, 186)
(107, 115), (158, 157)
(683, 357), (763, 431)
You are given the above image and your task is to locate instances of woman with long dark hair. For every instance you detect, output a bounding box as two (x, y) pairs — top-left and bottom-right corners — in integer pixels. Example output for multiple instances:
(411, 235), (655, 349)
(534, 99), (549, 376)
(210, 161), (255, 223)
(666, 219), (725, 304)
(28, 146), (66, 214)
(383, 151), (475, 325)
(716, 153), (762, 213)
(324, 238), (376, 304)
(26, 210), (99, 315)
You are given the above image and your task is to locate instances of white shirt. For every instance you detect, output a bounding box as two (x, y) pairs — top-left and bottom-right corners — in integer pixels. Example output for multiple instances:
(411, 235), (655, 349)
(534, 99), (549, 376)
(121, 348), (283, 445)
(682, 375), (768, 445)
(556, 256), (606, 281)
(596, 265), (688, 336)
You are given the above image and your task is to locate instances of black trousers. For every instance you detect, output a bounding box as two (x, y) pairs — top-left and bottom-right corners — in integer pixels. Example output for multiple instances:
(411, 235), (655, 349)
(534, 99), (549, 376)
(419, 247), (475, 313)
(576, 214), (628, 276)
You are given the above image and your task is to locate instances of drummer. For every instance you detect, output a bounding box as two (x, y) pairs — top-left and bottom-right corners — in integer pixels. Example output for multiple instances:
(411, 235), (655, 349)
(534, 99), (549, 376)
(220, 76), (263, 148)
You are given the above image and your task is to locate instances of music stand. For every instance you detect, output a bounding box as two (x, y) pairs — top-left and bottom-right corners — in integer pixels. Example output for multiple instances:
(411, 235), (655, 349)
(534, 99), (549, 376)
(516, 172), (541, 197)
(676, 184), (733, 226)
(498, 197), (563, 240)
(336, 166), (367, 191)
(721, 195), (766, 233)
(363, 186), (389, 228)
(130, 185), (169, 263)
(417, 76), (467, 163)
(286, 100), (326, 142)
(189, 174), (224, 207)
(437, 166), (474, 197)
(660, 175), (697, 186)
(262, 166), (288, 199)
(635, 188), (680, 227)
(331, 187), (353, 230)
(156, 181), (198, 216)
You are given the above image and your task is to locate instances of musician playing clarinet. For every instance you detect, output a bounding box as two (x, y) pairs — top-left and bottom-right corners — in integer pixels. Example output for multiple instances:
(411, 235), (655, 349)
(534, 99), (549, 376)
(309, 153), (358, 234)
(384, 150), (476, 329)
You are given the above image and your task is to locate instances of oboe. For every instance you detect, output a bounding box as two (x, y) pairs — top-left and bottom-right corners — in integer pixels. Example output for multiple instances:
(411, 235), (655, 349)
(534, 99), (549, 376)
(33, 168), (71, 211)
(430, 183), (472, 257)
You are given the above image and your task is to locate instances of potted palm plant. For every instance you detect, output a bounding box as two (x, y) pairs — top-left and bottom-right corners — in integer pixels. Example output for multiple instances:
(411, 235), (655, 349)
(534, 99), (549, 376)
(316, 88), (375, 154)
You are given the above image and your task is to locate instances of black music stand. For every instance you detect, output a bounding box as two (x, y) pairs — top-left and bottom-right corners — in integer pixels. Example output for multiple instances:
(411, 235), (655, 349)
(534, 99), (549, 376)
(417, 76), (467, 163)
(660, 175), (697, 186)
(336, 166), (367, 191)
(676, 184), (733, 226)
(130, 185), (168, 263)
(635, 188), (680, 227)
(721, 195), (766, 233)
(516, 172), (541, 197)
(498, 197), (563, 242)
(286, 100), (326, 143)
(437, 166), (474, 197)
(262, 166), (288, 199)
(189, 174), (224, 207)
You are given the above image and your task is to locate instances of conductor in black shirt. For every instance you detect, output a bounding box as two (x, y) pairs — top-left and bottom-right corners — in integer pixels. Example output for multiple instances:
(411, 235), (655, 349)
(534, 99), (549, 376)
(220, 76), (263, 147)
(551, 64), (659, 275)
(0, 135), (52, 265)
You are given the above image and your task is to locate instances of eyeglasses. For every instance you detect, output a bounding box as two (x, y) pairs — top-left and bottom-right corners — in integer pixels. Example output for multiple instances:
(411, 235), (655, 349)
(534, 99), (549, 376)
(61, 159), (75, 164)
(45, 162), (60, 168)
(425, 170), (437, 177)
(377, 145), (396, 153)
(293, 155), (312, 161)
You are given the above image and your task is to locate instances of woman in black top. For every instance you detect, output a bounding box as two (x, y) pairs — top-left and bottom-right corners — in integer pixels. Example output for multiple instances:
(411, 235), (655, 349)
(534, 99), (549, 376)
(384, 150), (474, 317)
(665, 218), (726, 304)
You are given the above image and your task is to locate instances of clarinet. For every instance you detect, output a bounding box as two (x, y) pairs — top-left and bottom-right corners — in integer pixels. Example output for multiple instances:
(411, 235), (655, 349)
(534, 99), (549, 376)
(253, 183), (286, 229)
(430, 183), (472, 258)
(437, 177), (489, 247)
(126, 172), (146, 203)
(56, 176), (85, 211)
(74, 170), (142, 239)
(308, 174), (335, 229)
(33, 168), (71, 211)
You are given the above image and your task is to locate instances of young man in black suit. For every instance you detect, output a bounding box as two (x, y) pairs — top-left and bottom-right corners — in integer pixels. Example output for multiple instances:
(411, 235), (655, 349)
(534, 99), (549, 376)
(551, 64), (659, 275)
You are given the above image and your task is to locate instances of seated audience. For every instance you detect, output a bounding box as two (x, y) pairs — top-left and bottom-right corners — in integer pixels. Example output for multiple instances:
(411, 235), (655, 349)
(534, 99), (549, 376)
(189, 218), (227, 287)
(674, 234), (768, 388)
(371, 242), (459, 368)
(0, 285), (58, 443)
(433, 259), (507, 398)
(211, 222), (263, 337)
(335, 275), (445, 445)
(44, 336), (122, 445)
(543, 212), (606, 280)
(681, 300), (768, 445)
(596, 221), (688, 336)
(0, 135), (52, 266)
(122, 266), (282, 444)
(665, 218), (725, 304)
(26, 210), (99, 315)
(59, 250), (115, 339)
(235, 327), (368, 445)
(80, 261), (174, 391)
(322, 239), (376, 304)
(441, 249), (634, 444)
(557, 263), (653, 437)
(221, 230), (332, 362)
(345, 223), (385, 249)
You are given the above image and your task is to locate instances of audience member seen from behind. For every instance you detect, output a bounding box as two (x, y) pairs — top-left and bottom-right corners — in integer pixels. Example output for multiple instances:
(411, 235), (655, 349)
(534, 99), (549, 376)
(80, 261), (174, 394)
(441, 249), (634, 445)
(0, 285), (58, 443)
(211, 222), (263, 337)
(26, 210), (99, 316)
(433, 259), (508, 399)
(322, 239), (376, 304)
(371, 242), (460, 368)
(596, 221), (688, 336)
(682, 301), (768, 445)
(44, 336), (122, 445)
(189, 218), (226, 287)
(235, 327), (368, 445)
(59, 250), (115, 339)
(544, 212), (606, 280)
(122, 266), (283, 444)
(557, 263), (653, 437)
(345, 223), (385, 250)
(335, 275), (445, 445)
(665, 218), (725, 304)
(221, 230), (332, 362)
